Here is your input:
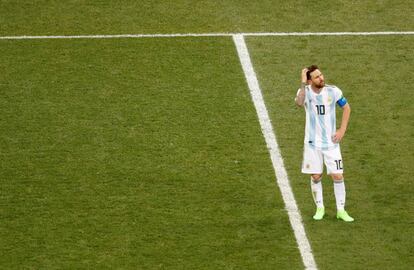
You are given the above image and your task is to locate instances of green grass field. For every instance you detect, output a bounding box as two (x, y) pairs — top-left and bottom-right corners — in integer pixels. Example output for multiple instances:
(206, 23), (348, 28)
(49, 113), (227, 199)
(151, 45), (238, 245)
(1, 1), (413, 269)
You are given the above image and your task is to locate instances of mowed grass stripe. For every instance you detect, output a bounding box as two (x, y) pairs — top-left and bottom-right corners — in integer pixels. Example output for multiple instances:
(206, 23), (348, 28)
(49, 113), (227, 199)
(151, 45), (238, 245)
(0, 38), (303, 269)
(247, 35), (414, 270)
(0, 1), (413, 36)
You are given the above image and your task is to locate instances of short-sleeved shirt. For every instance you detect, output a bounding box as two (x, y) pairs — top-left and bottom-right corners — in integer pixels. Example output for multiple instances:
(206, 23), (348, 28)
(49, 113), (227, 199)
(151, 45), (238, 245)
(298, 85), (347, 150)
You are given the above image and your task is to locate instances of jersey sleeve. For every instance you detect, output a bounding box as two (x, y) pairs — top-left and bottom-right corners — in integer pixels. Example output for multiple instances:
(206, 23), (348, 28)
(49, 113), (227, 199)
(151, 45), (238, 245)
(334, 86), (348, 108)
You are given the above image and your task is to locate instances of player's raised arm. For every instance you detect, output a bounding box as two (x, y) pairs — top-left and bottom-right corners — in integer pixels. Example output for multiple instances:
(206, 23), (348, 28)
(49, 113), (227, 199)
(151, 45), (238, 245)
(295, 68), (308, 106)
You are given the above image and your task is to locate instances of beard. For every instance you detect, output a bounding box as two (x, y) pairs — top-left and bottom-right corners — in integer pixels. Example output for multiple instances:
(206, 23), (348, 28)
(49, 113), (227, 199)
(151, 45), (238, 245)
(315, 81), (325, 88)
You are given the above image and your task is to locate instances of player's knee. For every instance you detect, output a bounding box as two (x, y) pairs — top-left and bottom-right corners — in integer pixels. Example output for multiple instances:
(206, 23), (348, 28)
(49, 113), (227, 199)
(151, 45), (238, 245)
(311, 174), (322, 182)
(331, 174), (344, 181)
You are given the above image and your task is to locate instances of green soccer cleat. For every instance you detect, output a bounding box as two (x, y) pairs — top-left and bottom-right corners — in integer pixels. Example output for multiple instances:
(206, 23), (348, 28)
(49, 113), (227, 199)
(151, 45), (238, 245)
(336, 210), (354, 222)
(313, 207), (325, 220)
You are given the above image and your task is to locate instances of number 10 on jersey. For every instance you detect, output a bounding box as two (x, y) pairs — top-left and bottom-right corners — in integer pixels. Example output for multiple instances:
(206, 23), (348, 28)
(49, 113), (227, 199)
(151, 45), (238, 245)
(316, 105), (325, 115)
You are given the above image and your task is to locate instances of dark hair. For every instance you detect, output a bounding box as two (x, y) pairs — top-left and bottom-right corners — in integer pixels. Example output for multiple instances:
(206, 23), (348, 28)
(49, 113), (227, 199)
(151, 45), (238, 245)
(306, 65), (319, 80)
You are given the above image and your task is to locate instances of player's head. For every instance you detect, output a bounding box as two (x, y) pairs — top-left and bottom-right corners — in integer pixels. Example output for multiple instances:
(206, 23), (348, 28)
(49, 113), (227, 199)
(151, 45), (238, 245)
(307, 65), (325, 89)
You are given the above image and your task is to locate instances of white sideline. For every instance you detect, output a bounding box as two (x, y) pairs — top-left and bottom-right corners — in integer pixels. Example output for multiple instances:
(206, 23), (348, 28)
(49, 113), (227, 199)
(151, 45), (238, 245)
(0, 31), (413, 39)
(233, 34), (317, 270)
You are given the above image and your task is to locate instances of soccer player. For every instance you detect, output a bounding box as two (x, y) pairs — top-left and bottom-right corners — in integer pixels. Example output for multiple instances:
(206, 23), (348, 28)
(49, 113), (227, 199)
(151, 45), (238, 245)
(295, 65), (354, 222)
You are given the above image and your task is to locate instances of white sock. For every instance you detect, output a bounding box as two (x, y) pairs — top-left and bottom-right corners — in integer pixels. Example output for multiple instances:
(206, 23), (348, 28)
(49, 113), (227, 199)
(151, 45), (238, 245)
(334, 179), (346, 211)
(310, 178), (324, 208)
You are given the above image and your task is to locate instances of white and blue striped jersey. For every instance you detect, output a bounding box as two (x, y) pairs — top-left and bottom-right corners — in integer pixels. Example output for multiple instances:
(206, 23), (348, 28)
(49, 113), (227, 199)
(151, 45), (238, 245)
(298, 85), (348, 150)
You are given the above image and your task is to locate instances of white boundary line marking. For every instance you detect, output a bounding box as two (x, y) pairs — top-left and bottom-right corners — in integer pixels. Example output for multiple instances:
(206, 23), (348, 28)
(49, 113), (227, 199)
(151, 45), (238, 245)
(0, 31), (413, 40)
(233, 34), (317, 270)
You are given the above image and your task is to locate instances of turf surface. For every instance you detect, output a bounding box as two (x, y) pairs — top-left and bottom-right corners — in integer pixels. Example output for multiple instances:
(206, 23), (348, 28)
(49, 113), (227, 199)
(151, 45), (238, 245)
(1, 1), (413, 35)
(0, 38), (303, 269)
(1, 1), (413, 269)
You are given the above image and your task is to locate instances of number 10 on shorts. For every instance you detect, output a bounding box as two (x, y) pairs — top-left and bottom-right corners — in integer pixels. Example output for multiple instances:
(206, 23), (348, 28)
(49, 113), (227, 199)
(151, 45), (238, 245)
(335, 159), (343, 170)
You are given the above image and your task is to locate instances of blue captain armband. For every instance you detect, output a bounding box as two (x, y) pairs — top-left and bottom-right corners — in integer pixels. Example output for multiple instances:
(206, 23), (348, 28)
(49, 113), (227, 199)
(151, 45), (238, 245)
(337, 96), (348, 107)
